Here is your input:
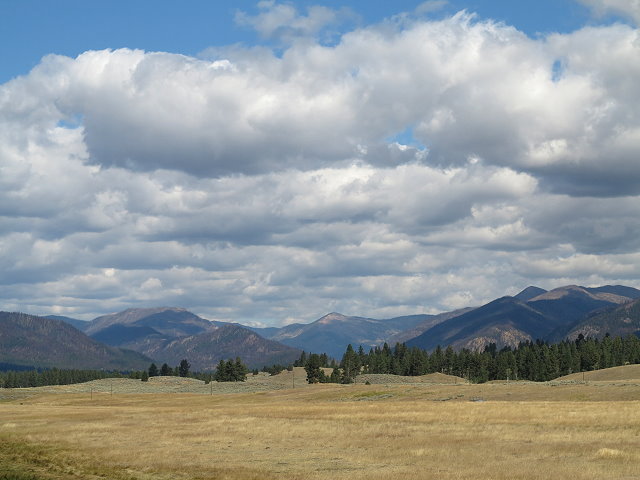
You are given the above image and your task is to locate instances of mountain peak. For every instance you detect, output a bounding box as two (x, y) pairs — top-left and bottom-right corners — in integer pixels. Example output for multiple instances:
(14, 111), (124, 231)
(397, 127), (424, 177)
(514, 286), (547, 302)
(317, 312), (349, 324)
(85, 306), (209, 336)
(529, 285), (589, 301)
(530, 285), (634, 305)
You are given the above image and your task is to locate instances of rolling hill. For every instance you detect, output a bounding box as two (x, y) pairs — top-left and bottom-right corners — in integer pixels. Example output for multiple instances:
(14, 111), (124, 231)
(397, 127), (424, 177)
(555, 363), (640, 382)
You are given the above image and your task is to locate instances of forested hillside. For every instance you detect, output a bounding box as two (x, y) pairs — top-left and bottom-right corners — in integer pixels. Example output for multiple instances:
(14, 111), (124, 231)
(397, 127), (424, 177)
(335, 334), (640, 383)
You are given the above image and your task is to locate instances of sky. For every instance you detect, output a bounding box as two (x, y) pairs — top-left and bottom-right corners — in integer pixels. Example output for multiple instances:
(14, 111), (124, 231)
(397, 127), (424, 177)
(1, 0), (639, 325)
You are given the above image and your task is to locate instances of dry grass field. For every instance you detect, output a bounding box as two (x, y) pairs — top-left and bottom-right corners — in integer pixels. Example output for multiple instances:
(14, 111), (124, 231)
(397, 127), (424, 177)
(556, 364), (640, 382)
(1, 367), (640, 480)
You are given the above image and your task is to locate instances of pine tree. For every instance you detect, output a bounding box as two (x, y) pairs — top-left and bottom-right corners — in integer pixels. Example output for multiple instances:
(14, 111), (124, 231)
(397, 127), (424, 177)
(214, 359), (226, 382)
(160, 363), (171, 376)
(328, 367), (342, 383)
(148, 363), (159, 377)
(178, 359), (191, 377)
(341, 344), (359, 383)
(305, 353), (326, 384)
(233, 357), (248, 382)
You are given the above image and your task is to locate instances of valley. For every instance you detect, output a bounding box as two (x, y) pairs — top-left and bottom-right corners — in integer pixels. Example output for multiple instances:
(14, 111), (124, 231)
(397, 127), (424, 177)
(1, 367), (640, 480)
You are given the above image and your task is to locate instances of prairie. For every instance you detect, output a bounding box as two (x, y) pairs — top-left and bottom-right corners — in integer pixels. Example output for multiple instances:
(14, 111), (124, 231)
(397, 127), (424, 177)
(1, 370), (640, 479)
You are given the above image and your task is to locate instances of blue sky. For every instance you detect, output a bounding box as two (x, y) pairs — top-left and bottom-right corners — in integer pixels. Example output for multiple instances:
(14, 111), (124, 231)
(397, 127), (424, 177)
(1, 1), (639, 324)
(0, 0), (615, 84)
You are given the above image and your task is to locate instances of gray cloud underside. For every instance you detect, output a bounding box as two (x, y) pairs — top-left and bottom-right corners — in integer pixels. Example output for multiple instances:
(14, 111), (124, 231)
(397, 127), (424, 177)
(1, 5), (639, 324)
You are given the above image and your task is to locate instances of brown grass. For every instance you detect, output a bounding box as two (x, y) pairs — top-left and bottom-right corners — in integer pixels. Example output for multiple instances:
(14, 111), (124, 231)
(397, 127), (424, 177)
(1, 374), (640, 479)
(555, 364), (640, 382)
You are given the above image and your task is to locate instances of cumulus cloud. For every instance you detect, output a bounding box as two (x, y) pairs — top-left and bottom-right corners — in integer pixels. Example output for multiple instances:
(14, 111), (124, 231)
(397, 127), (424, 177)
(1, 3), (639, 323)
(235, 1), (355, 43)
(578, 0), (640, 25)
(3, 9), (639, 194)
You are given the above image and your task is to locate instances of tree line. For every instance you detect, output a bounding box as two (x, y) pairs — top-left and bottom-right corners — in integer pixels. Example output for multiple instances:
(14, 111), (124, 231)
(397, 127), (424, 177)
(119, 358), (250, 383)
(308, 333), (640, 384)
(4, 334), (639, 388)
(0, 368), (125, 388)
(0, 357), (251, 388)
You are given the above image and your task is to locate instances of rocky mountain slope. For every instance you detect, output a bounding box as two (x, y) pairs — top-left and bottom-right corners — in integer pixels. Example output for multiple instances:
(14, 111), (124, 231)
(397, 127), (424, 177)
(143, 324), (302, 370)
(406, 296), (550, 351)
(45, 315), (89, 331)
(85, 307), (215, 337)
(407, 285), (640, 351)
(84, 307), (301, 370)
(0, 312), (152, 370)
(564, 298), (640, 340)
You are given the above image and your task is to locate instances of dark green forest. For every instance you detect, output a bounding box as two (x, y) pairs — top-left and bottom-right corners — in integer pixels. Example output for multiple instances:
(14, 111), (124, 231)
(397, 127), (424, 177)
(0, 368), (124, 388)
(322, 334), (640, 384)
(0, 357), (252, 388)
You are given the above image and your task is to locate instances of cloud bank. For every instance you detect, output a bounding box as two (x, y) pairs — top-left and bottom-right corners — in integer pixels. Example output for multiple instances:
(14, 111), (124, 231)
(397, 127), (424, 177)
(1, 3), (639, 324)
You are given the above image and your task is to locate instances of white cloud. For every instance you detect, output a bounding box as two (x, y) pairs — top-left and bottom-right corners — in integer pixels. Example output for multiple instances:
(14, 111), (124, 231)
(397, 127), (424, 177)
(578, 0), (640, 25)
(3, 11), (638, 194)
(1, 5), (639, 323)
(415, 1), (449, 16)
(235, 1), (353, 43)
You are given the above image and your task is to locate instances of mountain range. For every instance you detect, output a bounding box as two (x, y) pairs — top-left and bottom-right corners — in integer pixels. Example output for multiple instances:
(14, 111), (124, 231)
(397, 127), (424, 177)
(249, 312), (432, 359)
(2, 284), (640, 372)
(69, 307), (301, 371)
(407, 285), (640, 351)
(0, 312), (152, 370)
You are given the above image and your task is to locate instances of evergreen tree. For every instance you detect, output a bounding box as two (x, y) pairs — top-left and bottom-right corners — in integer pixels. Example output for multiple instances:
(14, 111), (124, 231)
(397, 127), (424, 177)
(233, 357), (248, 382)
(160, 363), (171, 376)
(328, 367), (342, 383)
(148, 363), (159, 377)
(305, 353), (326, 384)
(294, 351), (308, 367)
(214, 360), (226, 381)
(178, 359), (191, 377)
(340, 344), (359, 383)
(214, 358), (249, 382)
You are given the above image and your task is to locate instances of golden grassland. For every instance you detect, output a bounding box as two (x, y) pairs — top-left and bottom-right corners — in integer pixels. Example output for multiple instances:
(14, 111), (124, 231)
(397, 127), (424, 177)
(556, 364), (640, 382)
(1, 371), (640, 480)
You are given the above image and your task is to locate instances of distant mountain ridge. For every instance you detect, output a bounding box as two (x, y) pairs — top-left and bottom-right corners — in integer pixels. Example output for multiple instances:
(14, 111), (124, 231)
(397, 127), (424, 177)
(23, 283), (640, 370)
(45, 314), (88, 331)
(0, 312), (152, 370)
(406, 296), (549, 351)
(143, 325), (301, 370)
(85, 307), (215, 337)
(250, 312), (432, 359)
(83, 307), (301, 369)
(514, 286), (547, 302)
(407, 285), (640, 352)
(565, 298), (640, 340)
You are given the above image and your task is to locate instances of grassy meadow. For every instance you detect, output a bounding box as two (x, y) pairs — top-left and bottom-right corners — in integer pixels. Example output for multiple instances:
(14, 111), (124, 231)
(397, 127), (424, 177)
(1, 368), (640, 479)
